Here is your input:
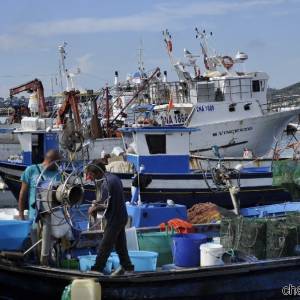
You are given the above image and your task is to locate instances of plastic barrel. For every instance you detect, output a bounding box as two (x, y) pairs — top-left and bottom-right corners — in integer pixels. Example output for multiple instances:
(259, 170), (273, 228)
(172, 233), (207, 267)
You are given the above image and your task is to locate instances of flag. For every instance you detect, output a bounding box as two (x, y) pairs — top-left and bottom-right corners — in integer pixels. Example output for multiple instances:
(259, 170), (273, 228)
(167, 98), (174, 111)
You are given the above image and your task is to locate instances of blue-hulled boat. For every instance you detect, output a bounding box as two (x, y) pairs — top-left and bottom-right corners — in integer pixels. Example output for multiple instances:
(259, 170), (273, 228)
(1, 224), (300, 300)
(0, 125), (291, 209)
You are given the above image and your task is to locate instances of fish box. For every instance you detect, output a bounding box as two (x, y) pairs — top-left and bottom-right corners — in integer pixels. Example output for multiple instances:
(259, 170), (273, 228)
(240, 202), (300, 218)
(127, 203), (187, 227)
(21, 117), (39, 131)
(0, 220), (32, 251)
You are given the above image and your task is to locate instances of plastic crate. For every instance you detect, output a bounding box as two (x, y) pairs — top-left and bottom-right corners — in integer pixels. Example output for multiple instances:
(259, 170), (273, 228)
(240, 202), (300, 218)
(0, 220), (32, 251)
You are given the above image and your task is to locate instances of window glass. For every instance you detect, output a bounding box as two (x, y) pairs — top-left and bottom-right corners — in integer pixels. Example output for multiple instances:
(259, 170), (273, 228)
(145, 134), (166, 154)
(252, 80), (260, 92)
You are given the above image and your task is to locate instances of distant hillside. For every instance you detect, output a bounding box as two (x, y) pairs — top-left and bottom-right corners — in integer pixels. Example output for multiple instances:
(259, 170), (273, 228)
(268, 82), (300, 100)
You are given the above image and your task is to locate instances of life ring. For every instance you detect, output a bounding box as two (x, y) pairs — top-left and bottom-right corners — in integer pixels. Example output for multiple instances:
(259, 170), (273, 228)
(222, 56), (234, 69)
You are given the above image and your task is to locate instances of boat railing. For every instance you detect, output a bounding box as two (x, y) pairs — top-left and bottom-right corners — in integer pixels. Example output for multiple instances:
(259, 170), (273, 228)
(263, 96), (300, 113)
(211, 78), (252, 103)
(149, 79), (254, 104)
(149, 81), (190, 104)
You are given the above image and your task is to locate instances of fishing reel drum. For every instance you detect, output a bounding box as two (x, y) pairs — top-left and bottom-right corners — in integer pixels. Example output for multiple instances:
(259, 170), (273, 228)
(35, 160), (109, 265)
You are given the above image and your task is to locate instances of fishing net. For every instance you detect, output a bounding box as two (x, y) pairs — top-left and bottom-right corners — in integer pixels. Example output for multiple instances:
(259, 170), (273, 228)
(272, 159), (297, 186)
(220, 216), (239, 251)
(221, 214), (300, 260)
(234, 217), (267, 259)
(272, 159), (300, 198)
(266, 217), (299, 259)
(188, 202), (235, 224)
(220, 216), (266, 259)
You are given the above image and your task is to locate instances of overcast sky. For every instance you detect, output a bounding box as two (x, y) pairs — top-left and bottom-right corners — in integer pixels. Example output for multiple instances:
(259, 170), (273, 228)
(0, 0), (299, 97)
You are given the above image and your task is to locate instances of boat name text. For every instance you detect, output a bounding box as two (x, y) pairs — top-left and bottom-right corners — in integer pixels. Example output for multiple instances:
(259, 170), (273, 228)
(196, 105), (215, 112)
(212, 126), (253, 136)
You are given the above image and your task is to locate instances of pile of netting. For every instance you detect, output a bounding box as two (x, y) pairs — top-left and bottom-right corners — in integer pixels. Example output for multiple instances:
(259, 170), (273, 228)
(187, 202), (235, 224)
(272, 159), (300, 198)
(220, 214), (300, 259)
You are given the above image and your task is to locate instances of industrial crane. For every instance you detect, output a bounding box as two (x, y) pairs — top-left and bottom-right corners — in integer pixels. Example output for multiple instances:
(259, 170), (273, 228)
(9, 79), (47, 114)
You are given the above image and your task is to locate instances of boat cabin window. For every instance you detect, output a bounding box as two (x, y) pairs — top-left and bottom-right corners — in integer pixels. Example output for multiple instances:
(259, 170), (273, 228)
(122, 132), (134, 151)
(252, 80), (260, 92)
(32, 134), (44, 164)
(145, 134), (166, 154)
(213, 78), (251, 101)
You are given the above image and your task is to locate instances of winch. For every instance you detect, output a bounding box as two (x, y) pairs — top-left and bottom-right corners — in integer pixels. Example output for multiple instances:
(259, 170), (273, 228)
(35, 160), (109, 265)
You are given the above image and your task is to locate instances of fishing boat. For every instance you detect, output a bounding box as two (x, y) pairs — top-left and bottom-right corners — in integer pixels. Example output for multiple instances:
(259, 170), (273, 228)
(1, 201), (300, 300)
(0, 123), (291, 209)
(149, 29), (300, 158)
(1, 237), (300, 300)
(0, 137), (299, 300)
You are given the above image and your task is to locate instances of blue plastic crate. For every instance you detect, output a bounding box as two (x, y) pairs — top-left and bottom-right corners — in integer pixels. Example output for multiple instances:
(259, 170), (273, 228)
(0, 220), (32, 251)
(241, 166), (271, 173)
(240, 202), (300, 218)
(127, 203), (187, 227)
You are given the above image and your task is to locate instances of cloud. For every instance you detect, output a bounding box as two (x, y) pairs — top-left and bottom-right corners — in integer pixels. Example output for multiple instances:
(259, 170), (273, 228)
(0, 0), (291, 51)
(21, 0), (287, 36)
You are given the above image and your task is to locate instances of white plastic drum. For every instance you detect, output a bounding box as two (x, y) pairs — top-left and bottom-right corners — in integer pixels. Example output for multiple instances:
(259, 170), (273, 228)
(200, 242), (224, 267)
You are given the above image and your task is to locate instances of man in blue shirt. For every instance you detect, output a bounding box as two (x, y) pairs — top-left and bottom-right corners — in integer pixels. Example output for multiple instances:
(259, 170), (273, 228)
(18, 149), (60, 221)
(86, 159), (134, 275)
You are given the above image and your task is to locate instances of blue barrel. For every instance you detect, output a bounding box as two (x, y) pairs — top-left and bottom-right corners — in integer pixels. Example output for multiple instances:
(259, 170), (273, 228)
(172, 233), (207, 267)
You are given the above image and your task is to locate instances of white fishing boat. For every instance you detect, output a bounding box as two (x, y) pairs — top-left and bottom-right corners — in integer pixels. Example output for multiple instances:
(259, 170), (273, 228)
(149, 29), (300, 158)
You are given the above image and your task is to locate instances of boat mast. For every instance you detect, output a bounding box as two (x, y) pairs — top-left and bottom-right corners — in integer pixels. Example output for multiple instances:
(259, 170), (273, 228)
(138, 39), (145, 78)
(58, 42), (73, 91)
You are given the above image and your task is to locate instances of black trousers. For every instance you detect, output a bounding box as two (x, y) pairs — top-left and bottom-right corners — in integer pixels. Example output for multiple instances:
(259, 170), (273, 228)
(94, 222), (134, 272)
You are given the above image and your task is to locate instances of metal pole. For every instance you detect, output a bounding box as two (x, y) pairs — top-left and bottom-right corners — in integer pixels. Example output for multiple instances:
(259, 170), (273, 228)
(111, 67), (160, 124)
(105, 86), (110, 137)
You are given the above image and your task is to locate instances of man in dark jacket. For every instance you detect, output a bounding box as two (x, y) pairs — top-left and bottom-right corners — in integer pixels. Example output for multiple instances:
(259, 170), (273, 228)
(86, 159), (134, 275)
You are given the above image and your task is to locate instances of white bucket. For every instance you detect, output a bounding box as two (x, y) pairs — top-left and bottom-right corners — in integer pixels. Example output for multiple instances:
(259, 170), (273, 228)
(200, 242), (224, 267)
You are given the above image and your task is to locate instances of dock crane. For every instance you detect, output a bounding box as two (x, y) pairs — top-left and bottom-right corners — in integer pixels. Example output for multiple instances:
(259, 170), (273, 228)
(9, 79), (48, 115)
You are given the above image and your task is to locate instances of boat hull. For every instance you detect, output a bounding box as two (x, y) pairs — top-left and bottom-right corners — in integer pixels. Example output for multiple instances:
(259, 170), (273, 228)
(1, 257), (300, 299)
(189, 110), (299, 157)
(0, 161), (291, 209)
